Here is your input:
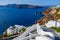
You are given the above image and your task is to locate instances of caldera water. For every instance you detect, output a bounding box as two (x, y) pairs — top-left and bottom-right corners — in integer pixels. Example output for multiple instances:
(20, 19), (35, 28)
(0, 6), (49, 34)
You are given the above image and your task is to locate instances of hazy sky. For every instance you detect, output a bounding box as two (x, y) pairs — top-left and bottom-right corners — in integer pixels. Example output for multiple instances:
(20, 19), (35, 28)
(0, 0), (60, 6)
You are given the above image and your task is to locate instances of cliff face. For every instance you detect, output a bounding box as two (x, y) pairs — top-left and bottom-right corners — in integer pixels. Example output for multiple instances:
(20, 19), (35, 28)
(0, 4), (42, 8)
(36, 6), (60, 25)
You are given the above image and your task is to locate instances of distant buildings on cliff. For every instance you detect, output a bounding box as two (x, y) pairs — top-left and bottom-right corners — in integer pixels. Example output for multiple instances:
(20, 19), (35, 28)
(45, 19), (60, 28)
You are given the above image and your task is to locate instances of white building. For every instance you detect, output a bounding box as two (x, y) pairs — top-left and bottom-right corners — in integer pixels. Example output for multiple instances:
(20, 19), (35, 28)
(35, 36), (53, 40)
(15, 25), (26, 33)
(7, 25), (26, 36)
(13, 23), (55, 40)
(7, 26), (17, 36)
(45, 19), (60, 28)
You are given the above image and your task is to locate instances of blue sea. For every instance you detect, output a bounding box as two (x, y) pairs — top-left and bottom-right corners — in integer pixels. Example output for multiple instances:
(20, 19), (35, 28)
(0, 6), (60, 40)
(0, 7), (49, 34)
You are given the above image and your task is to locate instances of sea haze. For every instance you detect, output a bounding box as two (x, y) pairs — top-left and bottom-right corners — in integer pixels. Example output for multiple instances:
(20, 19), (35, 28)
(0, 5), (49, 34)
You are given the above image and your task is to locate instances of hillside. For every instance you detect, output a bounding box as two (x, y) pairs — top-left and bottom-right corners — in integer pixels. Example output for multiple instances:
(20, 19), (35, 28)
(36, 6), (60, 25)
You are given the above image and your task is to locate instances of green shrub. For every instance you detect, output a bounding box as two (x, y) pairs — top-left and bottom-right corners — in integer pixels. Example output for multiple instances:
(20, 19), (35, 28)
(19, 28), (26, 33)
(50, 26), (56, 29)
(50, 26), (60, 32)
(19, 29), (21, 33)
(56, 28), (60, 32)
(21, 28), (26, 32)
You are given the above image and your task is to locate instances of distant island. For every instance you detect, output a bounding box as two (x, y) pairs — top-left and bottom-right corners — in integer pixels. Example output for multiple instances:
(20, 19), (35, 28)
(0, 4), (43, 8)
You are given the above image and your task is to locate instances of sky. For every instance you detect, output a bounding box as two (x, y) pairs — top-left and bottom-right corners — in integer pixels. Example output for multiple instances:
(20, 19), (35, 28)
(0, 0), (60, 6)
